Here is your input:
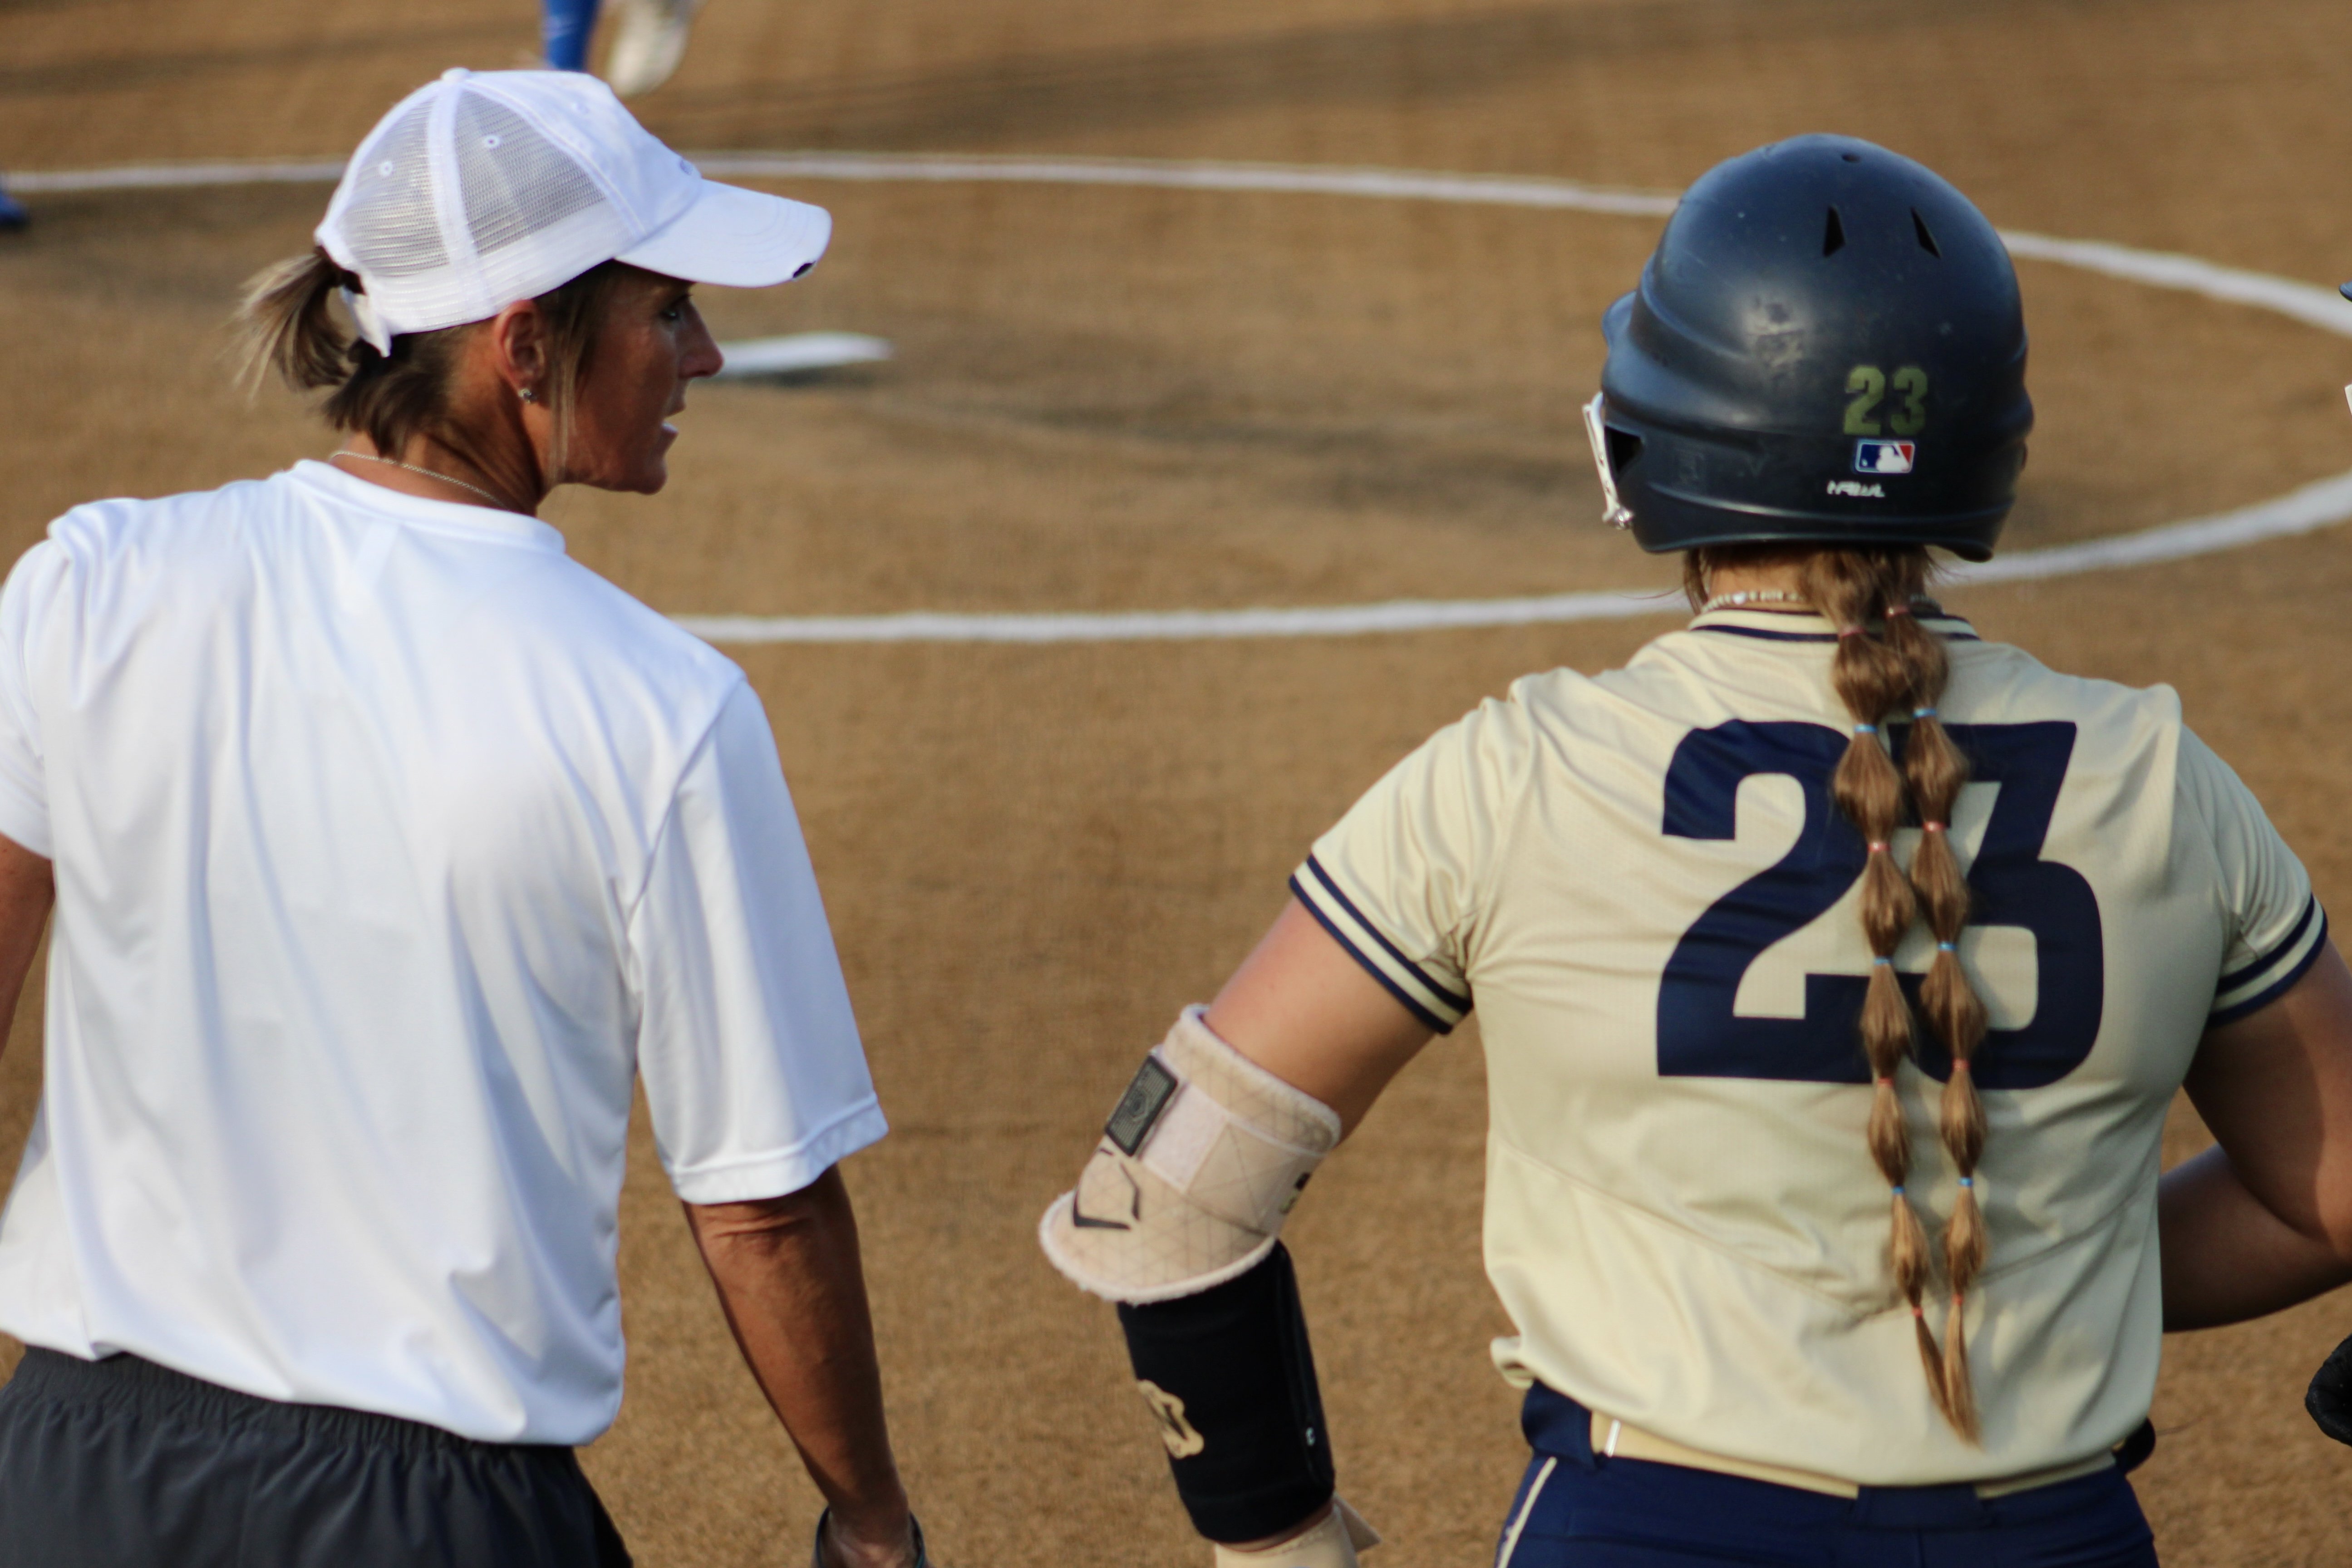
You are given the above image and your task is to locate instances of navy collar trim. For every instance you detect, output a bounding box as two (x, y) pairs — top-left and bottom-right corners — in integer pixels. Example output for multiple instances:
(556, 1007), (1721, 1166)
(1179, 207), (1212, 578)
(1688, 608), (1981, 644)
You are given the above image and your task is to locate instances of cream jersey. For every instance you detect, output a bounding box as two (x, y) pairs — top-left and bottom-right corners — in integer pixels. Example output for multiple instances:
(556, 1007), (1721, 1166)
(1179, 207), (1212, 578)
(0, 462), (887, 1444)
(1293, 607), (2323, 1486)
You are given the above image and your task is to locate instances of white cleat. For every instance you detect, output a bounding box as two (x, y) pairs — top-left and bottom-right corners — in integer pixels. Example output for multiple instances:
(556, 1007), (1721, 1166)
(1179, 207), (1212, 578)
(603, 0), (705, 98)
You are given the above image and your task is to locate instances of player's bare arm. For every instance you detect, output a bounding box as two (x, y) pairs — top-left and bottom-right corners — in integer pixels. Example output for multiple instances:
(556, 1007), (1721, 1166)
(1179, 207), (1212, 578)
(1028, 868), (1431, 1565)
(685, 1170), (917, 1568)
(1204, 898), (1433, 1135)
(2160, 942), (2352, 1330)
(1039, 932), (1391, 1561)
(1175, 898), (1432, 1553)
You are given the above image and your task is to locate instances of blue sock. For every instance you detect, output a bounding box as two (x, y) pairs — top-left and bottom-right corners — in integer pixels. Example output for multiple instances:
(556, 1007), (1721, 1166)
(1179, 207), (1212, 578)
(541, 0), (600, 71)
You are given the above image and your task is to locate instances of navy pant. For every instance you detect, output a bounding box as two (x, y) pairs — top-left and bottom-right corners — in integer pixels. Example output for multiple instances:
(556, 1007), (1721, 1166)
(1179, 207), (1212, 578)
(0, 1347), (631, 1568)
(1497, 1386), (2158, 1568)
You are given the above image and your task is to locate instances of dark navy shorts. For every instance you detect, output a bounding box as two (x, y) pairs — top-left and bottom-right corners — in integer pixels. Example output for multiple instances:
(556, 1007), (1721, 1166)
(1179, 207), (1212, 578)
(0, 1347), (632, 1568)
(1496, 1386), (2159, 1568)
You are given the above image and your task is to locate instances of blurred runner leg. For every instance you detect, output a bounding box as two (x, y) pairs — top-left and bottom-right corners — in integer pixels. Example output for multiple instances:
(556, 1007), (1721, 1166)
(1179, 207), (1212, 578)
(542, 0), (602, 71)
(605, 0), (706, 97)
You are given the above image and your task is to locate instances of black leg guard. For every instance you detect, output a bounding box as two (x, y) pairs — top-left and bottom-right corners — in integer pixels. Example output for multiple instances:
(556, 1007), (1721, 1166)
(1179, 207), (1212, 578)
(1116, 1243), (1334, 1544)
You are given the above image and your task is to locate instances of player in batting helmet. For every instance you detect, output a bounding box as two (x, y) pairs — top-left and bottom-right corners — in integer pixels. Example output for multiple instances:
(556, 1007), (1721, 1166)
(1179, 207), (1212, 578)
(1043, 134), (2352, 1568)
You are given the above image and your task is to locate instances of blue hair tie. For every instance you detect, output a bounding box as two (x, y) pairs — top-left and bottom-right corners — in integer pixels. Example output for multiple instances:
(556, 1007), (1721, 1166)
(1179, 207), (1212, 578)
(1957, 1176), (1974, 1189)
(1872, 955), (1893, 967)
(1937, 941), (1957, 953)
(1890, 1185), (1905, 1197)
(1855, 723), (1878, 736)
(1913, 706), (1937, 720)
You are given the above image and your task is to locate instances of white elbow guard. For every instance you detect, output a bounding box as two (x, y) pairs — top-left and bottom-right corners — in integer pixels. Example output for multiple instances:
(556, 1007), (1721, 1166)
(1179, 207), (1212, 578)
(1040, 1006), (1341, 1304)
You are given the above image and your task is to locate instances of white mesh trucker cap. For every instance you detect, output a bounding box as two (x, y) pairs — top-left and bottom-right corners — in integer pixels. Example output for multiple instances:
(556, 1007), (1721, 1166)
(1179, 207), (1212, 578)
(317, 68), (831, 353)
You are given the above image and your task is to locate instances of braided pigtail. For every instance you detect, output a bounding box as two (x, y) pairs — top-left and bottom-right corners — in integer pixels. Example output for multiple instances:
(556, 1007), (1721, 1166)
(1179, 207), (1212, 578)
(1800, 551), (1948, 1413)
(1889, 600), (1987, 1442)
(1694, 546), (1984, 1438)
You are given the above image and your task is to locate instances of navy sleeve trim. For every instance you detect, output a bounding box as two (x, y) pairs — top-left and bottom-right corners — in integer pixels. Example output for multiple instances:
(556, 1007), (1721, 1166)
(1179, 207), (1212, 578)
(2217, 895), (2318, 992)
(1289, 875), (1459, 1035)
(1301, 855), (1472, 1012)
(2211, 908), (2330, 1027)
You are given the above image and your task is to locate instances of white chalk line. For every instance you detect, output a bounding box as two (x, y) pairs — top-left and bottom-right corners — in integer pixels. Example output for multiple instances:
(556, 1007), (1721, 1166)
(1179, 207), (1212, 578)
(8, 151), (1690, 215)
(675, 589), (1679, 645)
(15, 152), (2352, 642)
(5, 158), (349, 193)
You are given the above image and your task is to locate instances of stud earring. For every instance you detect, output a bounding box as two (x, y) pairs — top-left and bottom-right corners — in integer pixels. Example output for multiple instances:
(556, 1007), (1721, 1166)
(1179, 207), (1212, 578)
(519, 387), (537, 404)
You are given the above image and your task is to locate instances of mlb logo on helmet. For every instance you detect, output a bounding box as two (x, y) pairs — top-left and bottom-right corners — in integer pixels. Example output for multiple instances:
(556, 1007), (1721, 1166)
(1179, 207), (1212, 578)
(1853, 440), (1918, 475)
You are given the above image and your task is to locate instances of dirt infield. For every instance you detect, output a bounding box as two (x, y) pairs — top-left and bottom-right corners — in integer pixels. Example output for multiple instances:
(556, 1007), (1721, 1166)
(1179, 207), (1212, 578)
(9, 0), (2352, 1563)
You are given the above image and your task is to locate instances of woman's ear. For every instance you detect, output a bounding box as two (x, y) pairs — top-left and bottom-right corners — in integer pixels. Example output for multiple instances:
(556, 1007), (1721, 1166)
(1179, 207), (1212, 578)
(486, 298), (549, 400)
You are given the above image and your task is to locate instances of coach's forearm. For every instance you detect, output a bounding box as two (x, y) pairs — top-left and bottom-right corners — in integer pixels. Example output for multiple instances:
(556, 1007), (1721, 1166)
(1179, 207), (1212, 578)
(2158, 1145), (2352, 1330)
(685, 1168), (914, 1566)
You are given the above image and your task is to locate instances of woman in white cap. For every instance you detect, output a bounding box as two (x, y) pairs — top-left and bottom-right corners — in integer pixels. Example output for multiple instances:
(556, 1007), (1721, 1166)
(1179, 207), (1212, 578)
(0, 69), (926, 1568)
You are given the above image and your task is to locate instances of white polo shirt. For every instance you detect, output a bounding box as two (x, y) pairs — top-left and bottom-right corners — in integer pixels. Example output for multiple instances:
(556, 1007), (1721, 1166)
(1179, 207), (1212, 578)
(0, 460), (886, 1444)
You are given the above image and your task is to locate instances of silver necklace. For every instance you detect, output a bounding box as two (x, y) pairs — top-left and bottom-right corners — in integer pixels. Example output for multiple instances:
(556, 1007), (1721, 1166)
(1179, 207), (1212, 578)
(1700, 590), (1946, 616)
(1700, 589), (1811, 612)
(331, 450), (512, 510)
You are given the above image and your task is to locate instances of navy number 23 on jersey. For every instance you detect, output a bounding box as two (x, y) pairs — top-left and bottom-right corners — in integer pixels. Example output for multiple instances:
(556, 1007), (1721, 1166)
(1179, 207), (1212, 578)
(1655, 720), (2103, 1088)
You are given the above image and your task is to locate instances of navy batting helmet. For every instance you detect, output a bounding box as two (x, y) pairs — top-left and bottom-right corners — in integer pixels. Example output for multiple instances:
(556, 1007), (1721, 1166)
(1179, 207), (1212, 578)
(1588, 135), (2032, 561)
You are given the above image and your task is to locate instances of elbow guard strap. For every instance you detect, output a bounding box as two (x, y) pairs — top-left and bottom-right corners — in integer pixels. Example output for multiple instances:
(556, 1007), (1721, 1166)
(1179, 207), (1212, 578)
(1118, 1242), (1336, 1544)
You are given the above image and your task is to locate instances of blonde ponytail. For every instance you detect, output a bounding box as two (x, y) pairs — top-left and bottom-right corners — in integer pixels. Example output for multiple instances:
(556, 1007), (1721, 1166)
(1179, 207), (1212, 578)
(235, 249), (353, 394)
(1889, 607), (1989, 1442)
